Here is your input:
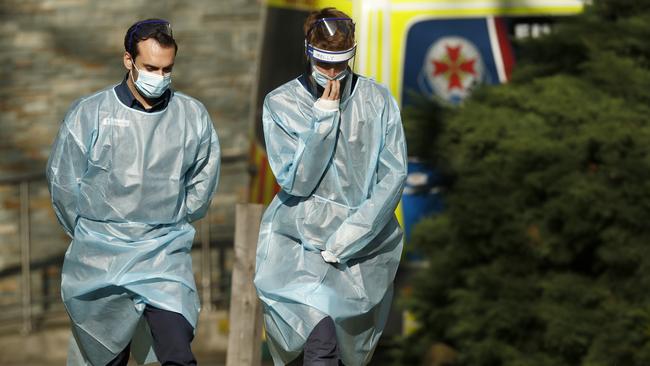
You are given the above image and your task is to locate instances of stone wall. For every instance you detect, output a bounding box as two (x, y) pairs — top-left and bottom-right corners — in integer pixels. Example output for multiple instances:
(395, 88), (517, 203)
(0, 0), (261, 300)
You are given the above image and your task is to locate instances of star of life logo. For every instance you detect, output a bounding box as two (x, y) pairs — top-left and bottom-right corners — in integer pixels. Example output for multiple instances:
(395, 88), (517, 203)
(418, 36), (484, 104)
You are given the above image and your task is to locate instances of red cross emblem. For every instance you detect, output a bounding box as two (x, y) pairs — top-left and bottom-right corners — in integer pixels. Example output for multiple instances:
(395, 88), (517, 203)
(432, 44), (477, 91)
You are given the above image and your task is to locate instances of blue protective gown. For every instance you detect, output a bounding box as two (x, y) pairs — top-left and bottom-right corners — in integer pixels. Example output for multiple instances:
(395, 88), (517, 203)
(46, 86), (220, 365)
(254, 74), (407, 365)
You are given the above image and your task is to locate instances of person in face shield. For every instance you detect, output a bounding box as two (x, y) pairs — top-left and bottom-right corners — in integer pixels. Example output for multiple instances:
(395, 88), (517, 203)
(254, 7), (407, 366)
(46, 19), (220, 366)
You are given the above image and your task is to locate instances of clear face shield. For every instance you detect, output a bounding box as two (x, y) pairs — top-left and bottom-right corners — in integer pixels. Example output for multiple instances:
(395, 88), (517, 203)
(305, 17), (357, 66)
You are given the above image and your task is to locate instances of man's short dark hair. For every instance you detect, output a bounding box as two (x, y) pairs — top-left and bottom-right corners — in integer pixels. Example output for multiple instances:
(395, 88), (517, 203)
(124, 19), (178, 59)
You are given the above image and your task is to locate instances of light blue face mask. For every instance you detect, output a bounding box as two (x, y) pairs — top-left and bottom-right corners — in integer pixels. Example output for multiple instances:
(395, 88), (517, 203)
(131, 61), (172, 99)
(311, 65), (349, 87)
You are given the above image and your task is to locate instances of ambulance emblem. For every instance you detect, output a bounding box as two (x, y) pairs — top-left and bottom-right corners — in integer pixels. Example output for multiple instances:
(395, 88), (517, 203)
(422, 36), (484, 103)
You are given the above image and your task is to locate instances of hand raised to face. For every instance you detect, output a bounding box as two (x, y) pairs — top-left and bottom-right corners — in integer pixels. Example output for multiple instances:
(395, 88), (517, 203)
(321, 80), (340, 101)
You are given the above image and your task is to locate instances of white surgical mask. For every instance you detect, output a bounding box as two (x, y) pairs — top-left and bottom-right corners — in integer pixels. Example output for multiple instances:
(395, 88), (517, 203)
(131, 61), (171, 99)
(311, 65), (349, 87)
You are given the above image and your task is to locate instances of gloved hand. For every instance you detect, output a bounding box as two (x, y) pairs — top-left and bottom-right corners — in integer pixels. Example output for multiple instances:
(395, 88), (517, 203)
(314, 80), (340, 111)
(320, 250), (340, 263)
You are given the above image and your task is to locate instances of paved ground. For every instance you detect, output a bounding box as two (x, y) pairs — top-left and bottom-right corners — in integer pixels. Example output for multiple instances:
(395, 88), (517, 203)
(4, 355), (275, 366)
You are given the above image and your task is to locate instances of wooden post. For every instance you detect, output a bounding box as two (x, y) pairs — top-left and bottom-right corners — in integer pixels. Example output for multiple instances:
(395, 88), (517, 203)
(226, 203), (265, 366)
(200, 211), (213, 312)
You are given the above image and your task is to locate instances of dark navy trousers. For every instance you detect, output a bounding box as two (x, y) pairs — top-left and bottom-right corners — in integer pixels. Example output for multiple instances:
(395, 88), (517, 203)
(288, 316), (341, 366)
(107, 305), (196, 366)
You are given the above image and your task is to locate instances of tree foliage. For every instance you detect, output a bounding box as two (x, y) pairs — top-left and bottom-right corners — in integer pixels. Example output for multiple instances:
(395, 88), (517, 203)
(399, 1), (650, 364)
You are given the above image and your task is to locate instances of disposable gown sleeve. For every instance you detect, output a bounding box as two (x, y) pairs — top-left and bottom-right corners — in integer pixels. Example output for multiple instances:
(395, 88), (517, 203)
(262, 94), (340, 197)
(185, 113), (221, 223)
(324, 94), (407, 263)
(46, 102), (93, 238)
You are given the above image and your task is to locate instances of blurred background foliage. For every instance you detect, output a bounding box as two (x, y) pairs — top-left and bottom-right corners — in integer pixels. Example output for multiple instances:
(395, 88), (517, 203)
(394, 0), (650, 364)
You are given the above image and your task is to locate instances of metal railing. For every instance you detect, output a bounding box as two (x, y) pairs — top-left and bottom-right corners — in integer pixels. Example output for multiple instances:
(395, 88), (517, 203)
(0, 152), (247, 335)
(0, 172), (42, 334)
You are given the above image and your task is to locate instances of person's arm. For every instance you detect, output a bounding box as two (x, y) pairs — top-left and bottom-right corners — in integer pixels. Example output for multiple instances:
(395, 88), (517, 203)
(263, 80), (342, 197)
(322, 92), (407, 263)
(46, 102), (92, 237)
(185, 110), (221, 223)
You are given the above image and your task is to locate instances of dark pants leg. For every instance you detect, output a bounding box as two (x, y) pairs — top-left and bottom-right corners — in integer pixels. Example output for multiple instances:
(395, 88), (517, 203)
(303, 316), (339, 366)
(106, 342), (131, 366)
(104, 306), (195, 366)
(143, 305), (197, 366)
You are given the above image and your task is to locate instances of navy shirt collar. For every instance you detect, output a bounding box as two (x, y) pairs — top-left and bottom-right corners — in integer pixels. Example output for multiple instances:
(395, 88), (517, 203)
(113, 73), (172, 113)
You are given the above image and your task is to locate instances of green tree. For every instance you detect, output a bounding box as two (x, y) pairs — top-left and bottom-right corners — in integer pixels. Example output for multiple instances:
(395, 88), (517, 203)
(399, 1), (650, 365)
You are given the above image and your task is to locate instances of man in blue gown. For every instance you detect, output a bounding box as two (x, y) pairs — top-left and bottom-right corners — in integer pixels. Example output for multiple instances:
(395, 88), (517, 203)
(46, 19), (220, 365)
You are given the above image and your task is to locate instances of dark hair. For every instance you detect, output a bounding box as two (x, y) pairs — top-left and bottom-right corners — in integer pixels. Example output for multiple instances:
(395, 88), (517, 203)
(124, 19), (178, 60)
(303, 8), (355, 51)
